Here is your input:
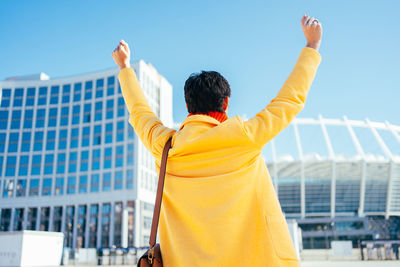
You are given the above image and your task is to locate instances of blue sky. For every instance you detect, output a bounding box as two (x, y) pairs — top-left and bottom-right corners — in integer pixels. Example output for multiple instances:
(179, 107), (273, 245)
(1, 0), (399, 129)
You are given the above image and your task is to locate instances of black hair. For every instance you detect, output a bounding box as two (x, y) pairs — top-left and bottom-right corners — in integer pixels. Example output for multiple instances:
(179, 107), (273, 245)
(184, 71), (231, 114)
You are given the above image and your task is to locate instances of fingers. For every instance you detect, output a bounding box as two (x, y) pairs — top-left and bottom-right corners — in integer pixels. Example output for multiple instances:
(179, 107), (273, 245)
(302, 14), (320, 27)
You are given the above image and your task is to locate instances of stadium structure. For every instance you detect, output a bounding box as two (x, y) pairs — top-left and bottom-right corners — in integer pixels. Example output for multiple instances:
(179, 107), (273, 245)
(264, 116), (400, 249)
(0, 61), (173, 249)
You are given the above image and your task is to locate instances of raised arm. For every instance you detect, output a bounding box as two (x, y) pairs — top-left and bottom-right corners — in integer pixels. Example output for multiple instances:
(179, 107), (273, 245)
(243, 15), (322, 148)
(112, 40), (175, 157)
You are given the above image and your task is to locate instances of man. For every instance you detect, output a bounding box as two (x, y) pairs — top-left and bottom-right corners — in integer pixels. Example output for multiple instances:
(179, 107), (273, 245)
(112, 14), (322, 267)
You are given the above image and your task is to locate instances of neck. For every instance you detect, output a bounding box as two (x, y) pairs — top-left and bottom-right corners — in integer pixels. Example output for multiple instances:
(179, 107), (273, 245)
(188, 111), (228, 123)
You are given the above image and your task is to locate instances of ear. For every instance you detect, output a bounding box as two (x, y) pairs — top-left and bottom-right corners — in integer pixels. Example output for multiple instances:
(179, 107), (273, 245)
(223, 97), (229, 111)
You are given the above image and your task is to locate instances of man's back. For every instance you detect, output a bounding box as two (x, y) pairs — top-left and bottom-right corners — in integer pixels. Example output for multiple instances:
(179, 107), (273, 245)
(112, 14), (322, 267)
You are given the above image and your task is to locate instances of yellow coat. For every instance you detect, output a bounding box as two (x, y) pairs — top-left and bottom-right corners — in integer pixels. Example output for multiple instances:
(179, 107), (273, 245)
(118, 47), (321, 267)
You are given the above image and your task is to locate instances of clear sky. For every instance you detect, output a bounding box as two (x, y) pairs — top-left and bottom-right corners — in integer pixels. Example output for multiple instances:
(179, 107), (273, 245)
(1, 1), (399, 130)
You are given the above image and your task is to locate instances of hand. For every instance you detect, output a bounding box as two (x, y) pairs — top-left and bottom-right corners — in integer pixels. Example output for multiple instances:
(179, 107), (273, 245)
(301, 14), (322, 51)
(111, 40), (131, 70)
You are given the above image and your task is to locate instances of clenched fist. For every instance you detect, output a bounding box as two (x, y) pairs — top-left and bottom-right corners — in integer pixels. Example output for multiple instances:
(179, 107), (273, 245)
(301, 14), (322, 51)
(112, 40), (131, 70)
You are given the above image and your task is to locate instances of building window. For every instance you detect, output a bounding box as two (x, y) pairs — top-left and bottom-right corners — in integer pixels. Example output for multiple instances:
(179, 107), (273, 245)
(69, 152), (77, 173)
(44, 154), (54, 175)
(16, 179), (27, 197)
(127, 143), (134, 165)
(8, 132), (19, 153)
(48, 108), (58, 127)
(126, 169), (134, 189)
(70, 127), (79, 148)
(50, 85), (59, 104)
(40, 207), (50, 231)
(31, 155), (42, 175)
(81, 126), (90, 147)
(106, 99), (114, 119)
(42, 178), (52, 196)
(128, 125), (134, 140)
(102, 172), (111, 191)
(72, 105), (80, 124)
(35, 109), (46, 128)
(73, 82), (82, 102)
(1, 88), (11, 107)
(53, 207), (63, 232)
(67, 176), (76, 194)
(0, 133), (5, 152)
(19, 155), (29, 176)
(58, 129), (67, 150)
(13, 208), (24, 231)
(2, 179), (14, 197)
(95, 101), (102, 121)
(37, 86), (47, 105)
(55, 177), (64, 195)
(90, 174), (99, 192)
(26, 87), (35, 106)
(79, 175), (87, 194)
(29, 179), (40, 196)
(62, 84), (71, 103)
(64, 206), (75, 247)
(93, 124), (102, 146)
(92, 149), (100, 170)
(116, 121), (124, 142)
(82, 103), (91, 123)
(23, 109), (33, 129)
(5, 156), (16, 176)
(0, 209), (11, 231)
(21, 132), (31, 152)
(115, 145), (123, 168)
(11, 110), (22, 129)
(96, 78), (104, 98)
(46, 130), (56, 151)
(117, 97), (125, 117)
(0, 156), (3, 178)
(89, 205), (98, 248)
(101, 203), (111, 247)
(60, 106), (69, 126)
(13, 88), (24, 107)
(80, 150), (89, 172)
(33, 131), (43, 151)
(0, 110), (8, 129)
(27, 208), (37, 230)
(114, 170), (123, 190)
(143, 216), (152, 229)
(104, 147), (112, 169)
(56, 153), (66, 174)
(77, 205), (87, 248)
(114, 202), (123, 247)
(85, 80), (93, 100)
(107, 76), (115, 96)
(105, 123), (113, 143)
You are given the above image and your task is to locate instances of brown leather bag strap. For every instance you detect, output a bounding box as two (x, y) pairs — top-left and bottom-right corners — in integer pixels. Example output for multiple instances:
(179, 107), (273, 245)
(149, 137), (172, 248)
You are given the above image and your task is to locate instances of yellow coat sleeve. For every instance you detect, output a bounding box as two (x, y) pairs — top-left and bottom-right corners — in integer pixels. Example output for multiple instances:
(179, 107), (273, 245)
(243, 47), (321, 148)
(118, 68), (175, 158)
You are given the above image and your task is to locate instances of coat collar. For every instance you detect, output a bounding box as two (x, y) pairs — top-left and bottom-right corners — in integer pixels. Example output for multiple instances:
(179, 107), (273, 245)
(179, 114), (222, 131)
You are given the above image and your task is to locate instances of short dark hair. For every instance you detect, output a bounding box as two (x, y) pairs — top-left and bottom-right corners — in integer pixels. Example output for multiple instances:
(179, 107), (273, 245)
(184, 71), (231, 114)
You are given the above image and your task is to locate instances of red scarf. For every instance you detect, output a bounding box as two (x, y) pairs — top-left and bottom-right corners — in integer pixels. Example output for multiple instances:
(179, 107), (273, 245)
(188, 111), (228, 123)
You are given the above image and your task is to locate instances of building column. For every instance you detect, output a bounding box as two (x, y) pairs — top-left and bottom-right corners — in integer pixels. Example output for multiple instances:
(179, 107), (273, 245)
(85, 203), (90, 248)
(10, 207), (15, 232)
(35, 206), (41, 231)
(110, 201), (114, 247)
(135, 200), (141, 247)
(61, 204), (66, 234)
(96, 203), (102, 248)
(72, 204), (78, 249)
(23, 207), (28, 230)
(121, 201), (128, 248)
(49, 206), (54, 231)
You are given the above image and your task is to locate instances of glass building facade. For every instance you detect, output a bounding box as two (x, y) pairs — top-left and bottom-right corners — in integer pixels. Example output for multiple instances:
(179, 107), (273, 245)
(0, 61), (173, 248)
